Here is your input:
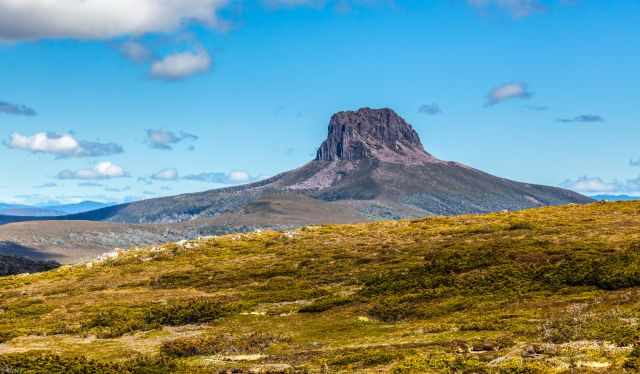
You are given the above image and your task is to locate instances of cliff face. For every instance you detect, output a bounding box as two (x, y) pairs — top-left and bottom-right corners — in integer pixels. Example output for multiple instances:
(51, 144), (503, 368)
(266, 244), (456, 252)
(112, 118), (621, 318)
(315, 108), (435, 164)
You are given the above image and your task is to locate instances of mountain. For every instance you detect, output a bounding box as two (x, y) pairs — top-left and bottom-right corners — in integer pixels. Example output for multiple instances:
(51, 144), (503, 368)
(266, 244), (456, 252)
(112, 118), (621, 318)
(0, 108), (591, 262)
(592, 194), (640, 202)
(1, 108), (590, 227)
(57, 107), (590, 224)
(0, 201), (114, 217)
(0, 203), (66, 217)
(40, 201), (115, 215)
(1, 202), (639, 372)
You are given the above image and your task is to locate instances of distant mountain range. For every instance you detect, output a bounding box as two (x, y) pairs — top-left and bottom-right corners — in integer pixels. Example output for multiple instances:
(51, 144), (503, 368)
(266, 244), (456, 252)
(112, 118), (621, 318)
(0, 201), (115, 217)
(591, 194), (640, 202)
(0, 108), (592, 263)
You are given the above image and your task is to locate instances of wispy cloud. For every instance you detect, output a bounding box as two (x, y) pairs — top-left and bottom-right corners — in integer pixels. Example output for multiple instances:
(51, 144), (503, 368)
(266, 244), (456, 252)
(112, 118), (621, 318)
(56, 162), (129, 180)
(418, 103), (442, 115)
(6, 132), (123, 158)
(104, 186), (132, 193)
(0, 101), (37, 116)
(78, 182), (105, 188)
(151, 168), (179, 181)
(183, 170), (260, 185)
(485, 82), (532, 106)
(33, 183), (57, 189)
(145, 129), (198, 150)
(557, 115), (605, 123)
(150, 49), (212, 80)
(561, 175), (640, 195)
(467, 0), (545, 18)
(120, 41), (152, 63)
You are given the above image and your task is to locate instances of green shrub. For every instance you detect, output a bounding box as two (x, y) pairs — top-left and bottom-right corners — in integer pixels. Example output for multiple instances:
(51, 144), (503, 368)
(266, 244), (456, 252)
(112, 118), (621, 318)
(82, 298), (235, 338)
(0, 353), (176, 374)
(624, 345), (640, 369)
(329, 349), (400, 368)
(82, 308), (148, 338)
(391, 354), (487, 373)
(144, 298), (235, 326)
(298, 295), (352, 313)
(161, 332), (287, 357)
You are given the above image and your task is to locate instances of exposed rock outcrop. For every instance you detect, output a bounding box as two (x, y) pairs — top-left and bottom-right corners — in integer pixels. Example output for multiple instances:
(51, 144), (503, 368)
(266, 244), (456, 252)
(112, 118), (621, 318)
(315, 108), (436, 164)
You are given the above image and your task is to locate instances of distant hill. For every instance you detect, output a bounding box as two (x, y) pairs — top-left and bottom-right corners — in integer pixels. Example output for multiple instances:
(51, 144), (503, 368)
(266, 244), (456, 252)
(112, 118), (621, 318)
(592, 194), (640, 201)
(40, 201), (115, 215)
(0, 201), (114, 217)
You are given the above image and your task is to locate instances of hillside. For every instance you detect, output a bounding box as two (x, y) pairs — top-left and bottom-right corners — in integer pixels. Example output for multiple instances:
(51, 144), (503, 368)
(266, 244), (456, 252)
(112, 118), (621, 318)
(1, 201), (640, 373)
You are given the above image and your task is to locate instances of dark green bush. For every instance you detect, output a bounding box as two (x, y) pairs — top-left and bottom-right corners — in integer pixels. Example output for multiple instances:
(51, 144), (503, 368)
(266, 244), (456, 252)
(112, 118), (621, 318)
(329, 349), (400, 368)
(0, 353), (176, 374)
(298, 295), (352, 313)
(82, 298), (235, 338)
(161, 332), (286, 358)
(144, 298), (234, 326)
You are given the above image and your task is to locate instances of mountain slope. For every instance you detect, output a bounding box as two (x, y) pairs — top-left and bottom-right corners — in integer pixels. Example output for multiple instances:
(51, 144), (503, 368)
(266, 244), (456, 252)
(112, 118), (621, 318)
(9, 107), (588, 226)
(1, 202), (639, 372)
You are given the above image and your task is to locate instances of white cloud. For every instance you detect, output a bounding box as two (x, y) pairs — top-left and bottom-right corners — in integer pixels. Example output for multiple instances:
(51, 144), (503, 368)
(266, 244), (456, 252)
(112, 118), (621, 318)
(120, 41), (152, 62)
(561, 176), (640, 195)
(183, 170), (260, 185)
(151, 49), (212, 80)
(57, 161), (129, 180)
(561, 176), (619, 194)
(8, 132), (79, 156)
(467, 0), (544, 18)
(151, 168), (179, 181)
(145, 129), (198, 150)
(228, 170), (251, 183)
(6, 132), (123, 158)
(0, 0), (229, 41)
(485, 82), (532, 106)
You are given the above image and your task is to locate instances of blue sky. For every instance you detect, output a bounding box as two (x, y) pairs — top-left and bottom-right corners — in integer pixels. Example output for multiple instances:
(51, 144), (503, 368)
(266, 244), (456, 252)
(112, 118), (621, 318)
(0, 0), (638, 204)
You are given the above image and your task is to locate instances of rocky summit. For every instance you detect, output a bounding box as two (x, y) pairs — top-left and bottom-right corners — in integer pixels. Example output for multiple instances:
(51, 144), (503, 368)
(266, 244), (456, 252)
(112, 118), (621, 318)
(0, 108), (592, 261)
(315, 108), (435, 164)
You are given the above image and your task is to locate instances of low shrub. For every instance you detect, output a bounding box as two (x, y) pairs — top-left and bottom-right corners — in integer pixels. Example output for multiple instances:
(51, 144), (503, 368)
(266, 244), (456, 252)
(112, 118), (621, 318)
(144, 298), (235, 326)
(82, 298), (236, 338)
(298, 295), (352, 313)
(0, 353), (176, 374)
(161, 332), (287, 357)
(329, 349), (400, 368)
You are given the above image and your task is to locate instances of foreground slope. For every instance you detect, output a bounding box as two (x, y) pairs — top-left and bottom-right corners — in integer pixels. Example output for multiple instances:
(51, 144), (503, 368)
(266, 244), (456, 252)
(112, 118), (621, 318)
(1, 202), (640, 372)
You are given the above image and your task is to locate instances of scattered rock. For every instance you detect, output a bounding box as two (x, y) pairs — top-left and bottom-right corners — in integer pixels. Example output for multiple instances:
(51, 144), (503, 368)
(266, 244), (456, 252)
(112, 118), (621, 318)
(472, 342), (497, 352)
(249, 364), (293, 374)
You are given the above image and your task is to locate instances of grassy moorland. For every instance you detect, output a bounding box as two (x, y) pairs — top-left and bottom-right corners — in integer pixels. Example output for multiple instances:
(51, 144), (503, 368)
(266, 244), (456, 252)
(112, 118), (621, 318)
(1, 202), (640, 373)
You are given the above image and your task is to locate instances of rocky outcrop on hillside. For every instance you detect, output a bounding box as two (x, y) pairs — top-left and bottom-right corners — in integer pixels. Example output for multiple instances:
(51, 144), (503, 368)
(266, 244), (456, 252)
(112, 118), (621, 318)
(315, 108), (436, 164)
